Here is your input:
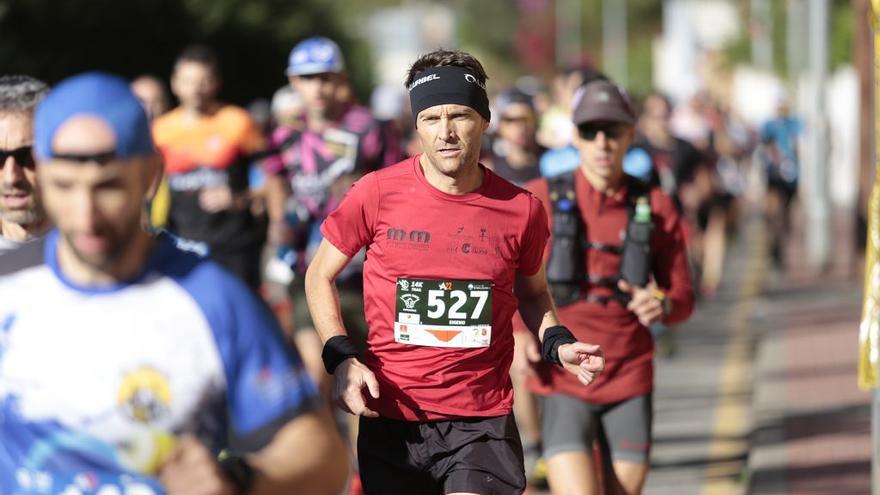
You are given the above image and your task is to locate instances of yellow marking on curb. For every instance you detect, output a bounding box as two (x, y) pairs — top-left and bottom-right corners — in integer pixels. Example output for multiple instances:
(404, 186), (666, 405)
(702, 219), (766, 495)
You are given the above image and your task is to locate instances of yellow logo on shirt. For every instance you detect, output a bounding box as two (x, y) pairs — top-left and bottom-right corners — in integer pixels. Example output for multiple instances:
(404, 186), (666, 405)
(117, 366), (172, 423)
(116, 367), (177, 474)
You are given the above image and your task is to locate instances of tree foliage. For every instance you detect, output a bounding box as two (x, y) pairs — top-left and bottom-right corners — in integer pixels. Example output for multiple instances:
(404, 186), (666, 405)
(0, 0), (371, 105)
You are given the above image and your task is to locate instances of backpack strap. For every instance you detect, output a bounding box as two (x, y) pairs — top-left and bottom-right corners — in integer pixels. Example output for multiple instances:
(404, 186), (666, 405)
(546, 171), (587, 307)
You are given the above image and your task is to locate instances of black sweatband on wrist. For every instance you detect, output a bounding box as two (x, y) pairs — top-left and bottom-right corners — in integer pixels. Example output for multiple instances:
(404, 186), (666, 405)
(321, 335), (359, 374)
(409, 66), (491, 123)
(541, 325), (577, 366)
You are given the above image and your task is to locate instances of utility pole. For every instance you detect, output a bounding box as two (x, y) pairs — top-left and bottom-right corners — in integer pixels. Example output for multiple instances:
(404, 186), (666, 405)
(555, 0), (583, 68)
(787, 0), (808, 78)
(751, 0), (774, 70)
(804, 0), (831, 271)
(602, 0), (627, 87)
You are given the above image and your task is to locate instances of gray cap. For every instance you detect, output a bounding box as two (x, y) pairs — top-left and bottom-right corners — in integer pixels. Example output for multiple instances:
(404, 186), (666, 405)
(571, 79), (635, 126)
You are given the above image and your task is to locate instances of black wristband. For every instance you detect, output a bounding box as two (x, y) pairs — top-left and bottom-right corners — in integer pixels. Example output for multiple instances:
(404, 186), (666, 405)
(541, 325), (577, 366)
(321, 335), (359, 374)
(218, 454), (255, 495)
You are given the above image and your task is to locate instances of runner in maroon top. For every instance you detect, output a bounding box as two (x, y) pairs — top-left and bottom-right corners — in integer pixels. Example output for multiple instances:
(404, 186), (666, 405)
(520, 79), (695, 495)
(305, 49), (605, 495)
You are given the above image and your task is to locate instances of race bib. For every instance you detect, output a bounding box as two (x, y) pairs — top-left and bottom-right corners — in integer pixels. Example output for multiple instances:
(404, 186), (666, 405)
(394, 278), (493, 348)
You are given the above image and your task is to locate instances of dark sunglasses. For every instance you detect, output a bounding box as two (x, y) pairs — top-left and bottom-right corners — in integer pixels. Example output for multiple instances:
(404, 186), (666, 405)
(51, 150), (118, 164)
(0, 145), (36, 169)
(577, 123), (627, 141)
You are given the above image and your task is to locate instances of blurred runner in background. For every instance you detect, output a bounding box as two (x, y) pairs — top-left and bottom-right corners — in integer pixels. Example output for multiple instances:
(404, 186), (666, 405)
(153, 45), (266, 290)
(0, 75), (50, 252)
(263, 36), (402, 386)
(131, 75), (171, 122)
(522, 79), (695, 495)
(759, 95), (803, 272)
(487, 87), (544, 187)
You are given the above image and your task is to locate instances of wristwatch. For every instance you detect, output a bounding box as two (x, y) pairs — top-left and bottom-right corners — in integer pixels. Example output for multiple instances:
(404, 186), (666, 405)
(653, 289), (671, 316)
(218, 453), (255, 495)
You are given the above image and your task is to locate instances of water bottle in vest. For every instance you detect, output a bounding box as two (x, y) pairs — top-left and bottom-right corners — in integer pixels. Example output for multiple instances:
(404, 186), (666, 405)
(620, 196), (652, 287)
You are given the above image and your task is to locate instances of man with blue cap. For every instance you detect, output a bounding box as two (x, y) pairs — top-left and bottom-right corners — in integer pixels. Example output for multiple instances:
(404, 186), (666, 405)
(0, 72), (348, 495)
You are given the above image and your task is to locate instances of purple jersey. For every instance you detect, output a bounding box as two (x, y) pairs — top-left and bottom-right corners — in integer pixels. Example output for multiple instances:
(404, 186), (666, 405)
(265, 103), (401, 219)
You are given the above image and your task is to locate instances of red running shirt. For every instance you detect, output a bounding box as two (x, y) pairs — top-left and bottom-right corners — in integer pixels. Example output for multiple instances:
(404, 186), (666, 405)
(522, 169), (694, 404)
(321, 155), (549, 421)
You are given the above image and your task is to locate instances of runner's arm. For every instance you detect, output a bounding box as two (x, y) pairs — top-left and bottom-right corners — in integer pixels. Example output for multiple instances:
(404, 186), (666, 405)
(304, 239), (353, 342)
(246, 407), (350, 494)
(265, 175), (293, 246)
(305, 239), (381, 416)
(515, 265), (604, 385)
(160, 409), (348, 495)
(514, 264), (561, 342)
(265, 175), (290, 224)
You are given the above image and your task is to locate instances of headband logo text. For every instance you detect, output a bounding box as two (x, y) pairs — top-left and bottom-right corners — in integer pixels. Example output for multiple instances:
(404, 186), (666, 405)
(408, 73), (440, 91)
(463, 74), (486, 90)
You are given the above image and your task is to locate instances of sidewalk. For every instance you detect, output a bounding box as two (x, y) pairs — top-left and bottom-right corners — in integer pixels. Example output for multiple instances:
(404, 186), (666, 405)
(747, 229), (870, 494)
(648, 211), (870, 495)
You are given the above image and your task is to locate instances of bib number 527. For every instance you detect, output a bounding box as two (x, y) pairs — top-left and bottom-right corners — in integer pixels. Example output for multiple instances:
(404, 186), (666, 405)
(426, 289), (489, 320)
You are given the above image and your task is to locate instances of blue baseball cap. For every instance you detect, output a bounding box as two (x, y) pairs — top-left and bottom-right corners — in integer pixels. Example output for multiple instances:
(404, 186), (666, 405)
(34, 71), (155, 161)
(286, 36), (345, 76)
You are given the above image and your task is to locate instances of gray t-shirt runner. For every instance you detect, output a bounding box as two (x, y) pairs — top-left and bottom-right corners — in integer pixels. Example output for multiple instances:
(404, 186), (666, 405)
(0, 236), (26, 254)
(0, 235), (42, 262)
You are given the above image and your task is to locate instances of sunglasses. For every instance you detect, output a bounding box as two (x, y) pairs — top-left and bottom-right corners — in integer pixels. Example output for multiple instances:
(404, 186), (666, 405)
(0, 145), (36, 169)
(500, 115), (531, 124)
(577, 123), (627, 141)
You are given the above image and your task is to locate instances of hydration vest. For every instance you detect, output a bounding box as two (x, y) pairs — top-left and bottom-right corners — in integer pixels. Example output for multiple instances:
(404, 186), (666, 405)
(545, 172), (653, 307)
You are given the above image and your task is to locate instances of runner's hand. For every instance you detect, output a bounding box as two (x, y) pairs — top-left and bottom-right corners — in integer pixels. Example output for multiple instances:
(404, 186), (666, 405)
(159, 434), (236, 495)
(267, 218), (294, 247)
(333, 358), (380, 417)
(618, 280), (666, 327)
(199, 185), (234, 213)
(558, 342), (605, 386)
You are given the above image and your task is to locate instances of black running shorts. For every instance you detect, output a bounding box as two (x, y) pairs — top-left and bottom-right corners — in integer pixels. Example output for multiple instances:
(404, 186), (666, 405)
(358, 414), (526, 495)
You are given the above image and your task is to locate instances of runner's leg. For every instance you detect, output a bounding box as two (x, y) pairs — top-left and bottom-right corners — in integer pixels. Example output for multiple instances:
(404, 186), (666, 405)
(546, 452), (600, 495)
(602, 394), (653, 495)
(541, 394), (601, 495)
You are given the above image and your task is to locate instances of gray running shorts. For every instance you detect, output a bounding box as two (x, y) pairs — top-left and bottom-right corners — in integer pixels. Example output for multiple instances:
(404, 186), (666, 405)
(540, 393), (653, 464)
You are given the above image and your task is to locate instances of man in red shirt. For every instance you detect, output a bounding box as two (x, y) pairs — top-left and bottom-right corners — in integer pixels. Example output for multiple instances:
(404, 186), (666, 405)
(522, 80), (695, 494)
(305, 49), (605, 495)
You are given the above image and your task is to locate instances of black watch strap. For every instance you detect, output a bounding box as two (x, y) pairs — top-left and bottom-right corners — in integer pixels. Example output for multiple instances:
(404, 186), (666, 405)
(218, 454), (255, 495)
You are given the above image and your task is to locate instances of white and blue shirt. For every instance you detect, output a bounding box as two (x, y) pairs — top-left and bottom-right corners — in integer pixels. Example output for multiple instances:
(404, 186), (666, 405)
(0, 232), (317, 495)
